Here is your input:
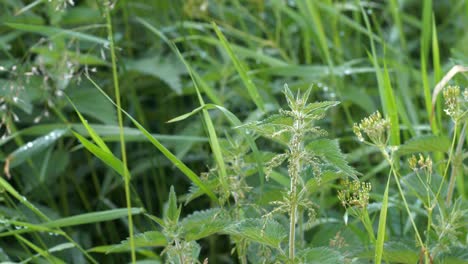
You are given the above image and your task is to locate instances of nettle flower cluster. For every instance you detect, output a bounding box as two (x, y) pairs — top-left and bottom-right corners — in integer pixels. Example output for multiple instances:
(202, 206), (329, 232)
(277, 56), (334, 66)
(443, 85), (467, 122)
(408, 154), (433, 175)
(338, 179), (372, 209)
(353, 111), (390, 147)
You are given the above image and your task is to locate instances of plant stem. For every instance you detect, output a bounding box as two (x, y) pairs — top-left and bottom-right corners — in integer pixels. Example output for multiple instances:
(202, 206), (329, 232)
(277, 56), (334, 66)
(382, 150), (427, 260)
(434, 120), (458, 205)
(288, 116), (304, 262)
(446, 121), (466, 206)
(288, 177), (297, 262)
(105, 3), (136, 263)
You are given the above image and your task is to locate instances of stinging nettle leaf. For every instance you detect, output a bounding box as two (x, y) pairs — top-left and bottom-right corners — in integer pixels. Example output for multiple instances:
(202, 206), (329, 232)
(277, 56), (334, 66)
(181, 208), (230, 241)
(396, 135), (451, 155)
(224, 218), (287, 248)
(165, 186), (180, 223)
(297, 247), (344, 264)
(306, 138), (358, 180)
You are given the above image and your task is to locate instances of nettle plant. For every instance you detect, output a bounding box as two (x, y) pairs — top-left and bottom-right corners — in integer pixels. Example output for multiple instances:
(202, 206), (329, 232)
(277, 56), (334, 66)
(149, 85), (358, 263)
(242, 85), (358, 262)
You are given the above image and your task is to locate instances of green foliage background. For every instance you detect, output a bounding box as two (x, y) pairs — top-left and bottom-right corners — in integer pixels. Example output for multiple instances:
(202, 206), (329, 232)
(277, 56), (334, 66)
(0, 0), (467, 263)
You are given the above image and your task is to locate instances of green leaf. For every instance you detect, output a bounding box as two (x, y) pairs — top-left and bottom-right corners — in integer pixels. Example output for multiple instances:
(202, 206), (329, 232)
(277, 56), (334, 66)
(72, 132), (129, 178)
(144, 214), (165, 229)
(224, 218), (287, 248)
(181, 208), (229, 241)
(89, 231), (167, 253)
(303, 101), (340, 116)
(305, 170), (343, 194)
(68, 96), (111, 153)
(67, 87), (117, 125)
(31, 46), (109, 66)
(306, 139), (358, 180)
(297, 247), (344, 264)
(125, 54), (185, 94)
(396, 135), (451, 155)
(165, 186), (180, 223)
(240, 114), (294, 145)
(5, 23), (109, 45)
(41, 208), (144, 228)
(6, 129), (67, 168)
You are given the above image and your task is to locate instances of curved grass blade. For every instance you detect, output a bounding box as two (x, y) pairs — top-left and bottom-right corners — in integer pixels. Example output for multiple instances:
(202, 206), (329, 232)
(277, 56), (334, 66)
(41, 208), (144, 228)
(86, 76), (219, 204)
(67, 96), (111, 154)
(212, 22), (265, 112)
(72, 132), (129, 178)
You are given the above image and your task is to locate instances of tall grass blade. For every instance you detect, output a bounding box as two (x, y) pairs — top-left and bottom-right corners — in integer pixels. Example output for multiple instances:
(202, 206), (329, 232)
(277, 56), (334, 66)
(42, 208), (144, 228)
(212, 22), (265, 112)
(104, 5), (135, 262)
(375, 177), (391, 263)
(72, 131), (129, 178)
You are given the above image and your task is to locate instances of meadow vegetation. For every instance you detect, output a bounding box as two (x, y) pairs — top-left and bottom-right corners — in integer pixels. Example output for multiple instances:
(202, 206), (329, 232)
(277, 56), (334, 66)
(0, 0), (467, 263)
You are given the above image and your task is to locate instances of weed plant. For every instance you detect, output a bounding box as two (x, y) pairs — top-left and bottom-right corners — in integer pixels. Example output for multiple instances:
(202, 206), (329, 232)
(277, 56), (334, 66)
(0, 0), (467, 263)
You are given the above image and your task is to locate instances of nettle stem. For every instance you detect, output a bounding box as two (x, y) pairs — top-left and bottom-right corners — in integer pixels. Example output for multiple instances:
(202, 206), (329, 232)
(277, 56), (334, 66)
(288, 117), (304, 262)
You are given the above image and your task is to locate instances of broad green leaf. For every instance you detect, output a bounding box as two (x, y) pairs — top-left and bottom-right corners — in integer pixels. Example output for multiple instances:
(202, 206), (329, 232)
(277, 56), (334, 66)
(401, 172), (444, 203)
(224, 218), (287, 248)
(72, 132), (129, 178)
(31, 46), (109, 66)
(268, 170), (289, 187)
(396, 135), (451, 155)
(306, 139), (358, 179)
(298, 247), (344, 264)
(305, 171), (343, 194)
(125, 54), (185, 94)
(303, 101), (340, 116)
(41, 208), (144, 228)
(89, 231), (167, 253)
(6, 129), (66, 168)
(5, 23), (108, 45)
(181, 208), (229, 241)
(68, 87), (117, 125)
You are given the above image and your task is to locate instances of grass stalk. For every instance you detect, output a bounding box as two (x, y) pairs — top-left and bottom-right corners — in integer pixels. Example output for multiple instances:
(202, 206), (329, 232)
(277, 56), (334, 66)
(104, 3), (136, 262)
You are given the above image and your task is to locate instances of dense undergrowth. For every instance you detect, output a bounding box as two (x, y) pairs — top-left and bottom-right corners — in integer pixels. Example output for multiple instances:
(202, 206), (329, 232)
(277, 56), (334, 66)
(0, 0), (467, 263)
